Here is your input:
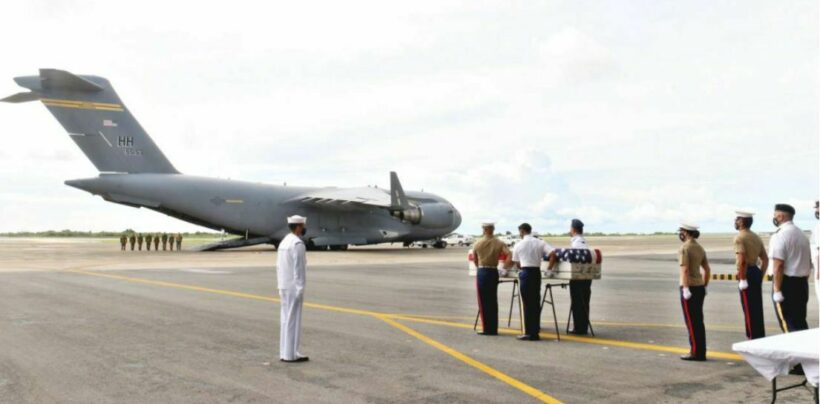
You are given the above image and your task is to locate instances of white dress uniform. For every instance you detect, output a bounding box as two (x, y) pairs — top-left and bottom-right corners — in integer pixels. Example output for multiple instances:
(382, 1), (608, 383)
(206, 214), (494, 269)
(571, 235), (588, 249)
(277, 216), (307, 361)
(768, 220), (812, 332)
(511, 234), (553, 338)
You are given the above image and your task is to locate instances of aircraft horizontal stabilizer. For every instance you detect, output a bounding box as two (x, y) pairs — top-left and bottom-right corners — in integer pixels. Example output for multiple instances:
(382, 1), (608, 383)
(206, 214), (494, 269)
(0, 91), (40, 103)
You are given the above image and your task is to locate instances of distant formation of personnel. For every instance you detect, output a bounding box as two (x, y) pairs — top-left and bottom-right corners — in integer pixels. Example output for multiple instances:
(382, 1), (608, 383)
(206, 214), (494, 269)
(470, 202), (818, 371)
(118, 232), (183, 252)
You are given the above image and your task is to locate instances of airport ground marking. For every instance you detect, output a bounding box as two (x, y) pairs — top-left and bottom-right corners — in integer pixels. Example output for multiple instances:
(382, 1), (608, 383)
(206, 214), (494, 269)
(65, 269), (743, 362)
(391, 313), (774, 333)
(378, 315), (562, 404)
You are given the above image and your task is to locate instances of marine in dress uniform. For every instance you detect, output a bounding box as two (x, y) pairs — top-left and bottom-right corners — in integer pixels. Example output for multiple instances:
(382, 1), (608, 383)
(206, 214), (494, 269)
(128, 233), (136, 251)
(733, 210), (769, 340)
(677, 222), (711, 361)
(769, 204), (812, 333)
(153, 233), (160, 251)
(145, 234), (153, 251)
(277, 215), (309, 363)
(137, 233), (144, 251)
(567, 219), (592, 335)
(511, 223), (554, 341)
(119, 234), (127, 251)
(161, 233), (169, 251)
(472, 222), (511, 336)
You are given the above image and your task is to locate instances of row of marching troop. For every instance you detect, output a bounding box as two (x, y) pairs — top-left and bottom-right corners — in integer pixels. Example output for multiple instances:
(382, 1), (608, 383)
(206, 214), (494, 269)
(468, 202), (819, 367)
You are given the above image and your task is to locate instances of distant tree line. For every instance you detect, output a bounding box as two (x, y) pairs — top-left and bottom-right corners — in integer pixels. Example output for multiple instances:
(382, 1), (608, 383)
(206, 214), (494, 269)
(0, 230), (222, 238)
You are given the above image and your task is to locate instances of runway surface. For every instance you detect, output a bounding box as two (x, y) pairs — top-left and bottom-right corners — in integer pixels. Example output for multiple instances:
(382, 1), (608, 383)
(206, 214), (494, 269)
(0, 237), (817, 403)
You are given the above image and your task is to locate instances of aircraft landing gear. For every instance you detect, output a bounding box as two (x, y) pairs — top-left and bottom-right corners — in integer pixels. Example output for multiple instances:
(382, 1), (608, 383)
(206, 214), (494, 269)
(433, 240), (447, 249)
(328, 245), (348, 251)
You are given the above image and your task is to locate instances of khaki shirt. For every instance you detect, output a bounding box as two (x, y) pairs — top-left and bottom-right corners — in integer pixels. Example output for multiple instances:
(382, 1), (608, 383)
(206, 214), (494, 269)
(473, 236), (510, 267)
(678, 239), (706, 286)
(734, 230), (764, 267)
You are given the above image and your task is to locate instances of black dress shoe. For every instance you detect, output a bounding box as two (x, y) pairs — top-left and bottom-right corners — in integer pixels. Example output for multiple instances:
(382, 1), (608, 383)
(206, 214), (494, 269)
(476, 331), (498, 336)
(280, 356), (309, 363)
(517, 335), (540, 341)
(567, 329), (588, 336)
(679, 354), (706, 362)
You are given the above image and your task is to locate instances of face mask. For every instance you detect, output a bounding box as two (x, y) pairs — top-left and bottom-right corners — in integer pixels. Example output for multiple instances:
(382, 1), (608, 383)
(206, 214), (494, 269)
(301, 228), (308, 236)
(734, 222), (740, 231)
(678, 232), (686, 242)
(772, 218), (779, 227)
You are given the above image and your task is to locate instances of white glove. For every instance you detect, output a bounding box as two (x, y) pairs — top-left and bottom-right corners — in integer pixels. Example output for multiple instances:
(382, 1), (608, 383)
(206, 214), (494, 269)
(498, 269), (508, 277)
(682, 287), (692, 300)
(545, 269), (555, 279)
(772, 291), (784, 303)
(738, 279), (749, 291)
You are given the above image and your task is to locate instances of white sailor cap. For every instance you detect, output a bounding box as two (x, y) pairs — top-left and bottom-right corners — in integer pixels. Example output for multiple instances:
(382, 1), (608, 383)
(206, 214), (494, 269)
(734, 210), (755, 218)
(287, 215), (307, 224)
(679, 222), (699, 231)
(480, 221), (496, 228)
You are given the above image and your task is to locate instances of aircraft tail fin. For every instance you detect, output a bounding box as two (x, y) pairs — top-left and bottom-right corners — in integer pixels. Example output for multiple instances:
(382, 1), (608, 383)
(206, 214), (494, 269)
(2, 69), (178, 174)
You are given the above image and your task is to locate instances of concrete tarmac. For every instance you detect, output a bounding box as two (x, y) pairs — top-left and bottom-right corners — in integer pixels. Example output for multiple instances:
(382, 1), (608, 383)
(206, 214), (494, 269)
(0, 237), (817, 403)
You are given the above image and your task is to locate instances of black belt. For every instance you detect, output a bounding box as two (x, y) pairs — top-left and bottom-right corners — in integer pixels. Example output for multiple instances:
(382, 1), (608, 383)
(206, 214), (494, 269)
(783, 274), (809, 279)
(520, 267), (539, 270)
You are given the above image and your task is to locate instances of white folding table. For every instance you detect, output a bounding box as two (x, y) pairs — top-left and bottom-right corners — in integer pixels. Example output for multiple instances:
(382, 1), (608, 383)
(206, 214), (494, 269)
(732, 328), (819, 403)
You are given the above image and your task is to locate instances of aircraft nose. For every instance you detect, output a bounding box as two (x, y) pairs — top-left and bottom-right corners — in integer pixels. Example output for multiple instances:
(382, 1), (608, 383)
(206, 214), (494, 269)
(452, 206), (462, 229)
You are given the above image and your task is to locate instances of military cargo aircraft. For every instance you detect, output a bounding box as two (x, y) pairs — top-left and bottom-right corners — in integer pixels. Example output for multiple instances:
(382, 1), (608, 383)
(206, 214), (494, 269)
(3, 69), (462, 250)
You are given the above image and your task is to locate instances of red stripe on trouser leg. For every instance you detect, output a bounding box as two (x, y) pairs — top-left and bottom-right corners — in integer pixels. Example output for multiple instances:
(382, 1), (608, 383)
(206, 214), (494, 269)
(476, 277), (485, 331)
(740, 290), (752, 339)
(682, 296), (696, 355)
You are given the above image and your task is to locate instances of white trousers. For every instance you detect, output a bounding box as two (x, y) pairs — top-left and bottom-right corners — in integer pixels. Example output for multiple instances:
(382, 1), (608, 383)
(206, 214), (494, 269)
(279, 288), (304, 360)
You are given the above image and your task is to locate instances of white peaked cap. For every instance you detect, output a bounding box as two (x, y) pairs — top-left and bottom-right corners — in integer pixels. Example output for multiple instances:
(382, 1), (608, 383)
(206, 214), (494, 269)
(287, 215), (307, 224)
(679, 222), (699, 231)
(734, 210), (755, 218)
(480, 221), (496, 227)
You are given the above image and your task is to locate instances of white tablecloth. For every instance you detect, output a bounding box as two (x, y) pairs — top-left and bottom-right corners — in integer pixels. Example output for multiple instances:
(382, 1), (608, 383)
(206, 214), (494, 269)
(732, 328), (819, 387)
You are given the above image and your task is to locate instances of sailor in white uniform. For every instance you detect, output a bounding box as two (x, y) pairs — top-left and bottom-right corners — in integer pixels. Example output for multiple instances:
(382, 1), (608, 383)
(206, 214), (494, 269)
(277, 215), (309, 363)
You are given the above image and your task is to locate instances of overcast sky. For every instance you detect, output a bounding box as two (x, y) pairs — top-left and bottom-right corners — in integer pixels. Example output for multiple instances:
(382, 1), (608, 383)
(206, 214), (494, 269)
(0, 1), (817, 234)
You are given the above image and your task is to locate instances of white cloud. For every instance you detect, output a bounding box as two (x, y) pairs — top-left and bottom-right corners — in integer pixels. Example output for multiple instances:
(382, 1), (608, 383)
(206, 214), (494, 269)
(0, 1), (816, 234)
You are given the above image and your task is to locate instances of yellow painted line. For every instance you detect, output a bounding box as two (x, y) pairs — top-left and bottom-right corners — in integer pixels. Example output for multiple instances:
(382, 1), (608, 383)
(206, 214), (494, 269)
(66, 269), (743, 362)
(379, 316), (562, 403)
(394, 314), (775, 333)
(41, 97), (122, 108)
(67, 269), (281, 303)
(41, 98), (124, 112)
(387, 314), (744, 361)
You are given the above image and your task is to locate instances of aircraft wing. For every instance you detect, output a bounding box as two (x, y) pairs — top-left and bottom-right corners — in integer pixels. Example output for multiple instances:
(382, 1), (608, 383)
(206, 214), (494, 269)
(287, 186), (392, 208)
